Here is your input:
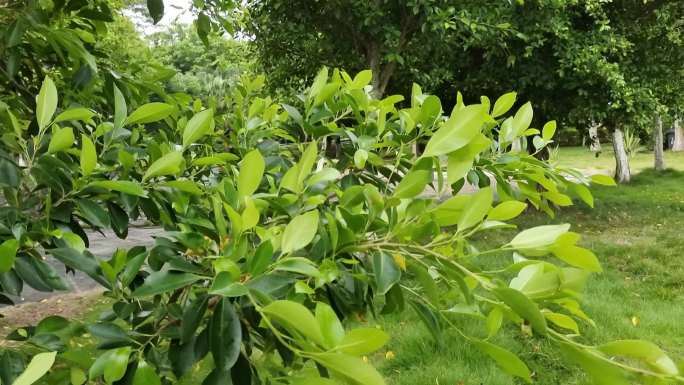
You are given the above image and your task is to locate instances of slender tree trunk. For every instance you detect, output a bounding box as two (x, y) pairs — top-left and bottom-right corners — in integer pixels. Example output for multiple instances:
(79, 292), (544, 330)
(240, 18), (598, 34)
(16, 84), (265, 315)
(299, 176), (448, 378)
(673, 114), (684, 152)
(654, 115), (665, 170)
(612, 128), (631, 183)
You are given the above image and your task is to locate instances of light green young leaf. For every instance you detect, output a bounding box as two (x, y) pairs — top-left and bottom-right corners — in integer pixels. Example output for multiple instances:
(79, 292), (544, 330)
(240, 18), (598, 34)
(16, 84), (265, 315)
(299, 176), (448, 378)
(182, 108), (213, 148)
(262, 300), (324, 346)
(0, 238), (19, 273)
(281, 210), (319, 254)
(473, 340), (531, 383)
(423, 104), (486, 157)
(47, 126), (74, 153)
(241, 197), (260, 230)
(591, 174), (617, 186)
(124, 103), (174, 126)
(237, 149), (265, 199)
(512, 102), (533, 136)
(457, 187), (492, 230)
(350, 70), (372, 90)
(309, 352), (386, 385)
(11, 351), (57, 385)
(113, 85), (126, 130)
(54, 108), (95, 123)
(491, 91), (517, 118)
(542, 120), (557, 140)
(508, 224), (571, 250)
(338, 328), (390, 356)
(599, 340), (678, 375)
(132, 360), (161, 385)
(80, 135), (96, 176)
(88, 180), (147, 197)
(354, 149), (368, 169)
(552, 245), (602, 272)
(36, 76), (58, 130)
(488, 201), (527, 221)
(316, 302), (345, 349)
(142, 151), (183, 181)
(544, 312), (579, 334)
(493, 287), (547, 335)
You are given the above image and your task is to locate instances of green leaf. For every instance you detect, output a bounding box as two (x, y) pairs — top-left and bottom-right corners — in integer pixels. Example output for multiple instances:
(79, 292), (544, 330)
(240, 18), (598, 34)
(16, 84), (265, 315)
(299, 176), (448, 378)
(113, 85), (126, 130)
(11, 351), (57, 385)
(486, 307), (504, 338)
(353, 149), (368, 169)
(0, 239), (19, 273)
(512, 102), (533, 136)
(209, 273), (248, 297)
(132, 360), (161, 385)
(542, 120), (557, 140)
(591, 174), (616, 186)
(491, 92), (516, 118)
(552, 245), (602, 272)
(36, 77), (58, 130)
(457, 187), (492, 230)
(80, 135), (97, 176)
(558, 342), (630, 385)
(54, 108), (95, 123)
(181, 296), (208, 344)
(473, 340), (531, 382)
(599, 340), (678, 375)
(393, 168), (432, 199)
(182, 109), (213, 148)
(339, 328), (389, 355)
(309, 352), (385, 385)
(418, 95), (442, 127)
(446, 153), (473, 185)
(493, 287), (547, 335)
(315, 302), (345, 349)
(309, 67), (329, 100)
(49, 248), (109, 288)
(47, 127), (74, 153)
(103, 347), (131, 384)
(70, 367), (86, 385)
(76, 199), (110, 228)
(89, 180), (146, 197)
(372, 253), (400, 295)
(237, 150), (265, 199)
(350, 70), (372, 89)
(274, 257), (320, 277)
(281, 210), (319, 254)
(488, 201), (527, 221)
(262, 300), (324, 346)
(210, 298), (242, 371)
(159, 180), (202, 195)
(508, 224), (570, 250)
(132, 270), (201, 297)
(423, 104), (485, 157)
(143, 151), (183, 181)
(544, 312), (579, 333)
(124, 103), (173, 126)
(147, 0), (164, 24)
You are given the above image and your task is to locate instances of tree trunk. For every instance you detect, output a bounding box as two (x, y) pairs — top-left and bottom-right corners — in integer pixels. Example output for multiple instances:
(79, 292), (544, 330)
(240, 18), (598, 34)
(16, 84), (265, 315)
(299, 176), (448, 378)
(654, 115), (665, 171)
(612, 128), (631, 183)
(673, 114), (684, 152)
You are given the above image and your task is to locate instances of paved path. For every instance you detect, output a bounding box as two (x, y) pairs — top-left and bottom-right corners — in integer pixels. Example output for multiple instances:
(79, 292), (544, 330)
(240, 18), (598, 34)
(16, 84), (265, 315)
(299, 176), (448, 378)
(3, 227), (159, 305)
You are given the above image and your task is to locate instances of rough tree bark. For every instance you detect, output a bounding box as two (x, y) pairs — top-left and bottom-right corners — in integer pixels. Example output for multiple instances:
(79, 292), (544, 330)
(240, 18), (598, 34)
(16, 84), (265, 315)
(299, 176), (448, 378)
(612, 128), (631, 183)
(654, 115), (665, 171)
(673, 114), (684, 152)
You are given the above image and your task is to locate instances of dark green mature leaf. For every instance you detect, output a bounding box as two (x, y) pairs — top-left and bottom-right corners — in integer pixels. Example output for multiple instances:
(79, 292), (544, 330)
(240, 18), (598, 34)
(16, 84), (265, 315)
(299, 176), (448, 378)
(182, 295), (209, 344)
(372, 253), (400, 295)
(410, 300), (442, 342)
(88, 323), (131, 349)
(210, 298), (242, 371)
(132, 270), (201, 297)
(49, 248), (110, 288)
(76, 199), (110, 228)
(493, 287), (547, 335)
(147, 0), (164, 24)
(0, 349), (25, 385)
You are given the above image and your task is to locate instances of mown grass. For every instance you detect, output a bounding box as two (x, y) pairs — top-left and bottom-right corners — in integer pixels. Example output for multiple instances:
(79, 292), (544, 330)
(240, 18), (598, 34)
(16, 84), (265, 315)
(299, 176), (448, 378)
(377, 167), (684, 384)
(554, 146), (684, 174)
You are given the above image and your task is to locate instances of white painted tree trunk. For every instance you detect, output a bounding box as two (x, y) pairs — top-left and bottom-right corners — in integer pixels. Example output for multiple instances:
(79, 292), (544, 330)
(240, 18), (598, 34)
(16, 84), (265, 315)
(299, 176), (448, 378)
(612, 128), (631, 183)
(673, 115), (684, 152)
(654, 115), (665, 171)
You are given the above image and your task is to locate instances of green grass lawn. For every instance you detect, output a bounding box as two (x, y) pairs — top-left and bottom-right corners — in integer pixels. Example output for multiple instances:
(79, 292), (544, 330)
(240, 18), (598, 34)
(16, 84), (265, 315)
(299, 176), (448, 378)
(554, 146), (684, 174)
(378, 168), (684, 384)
